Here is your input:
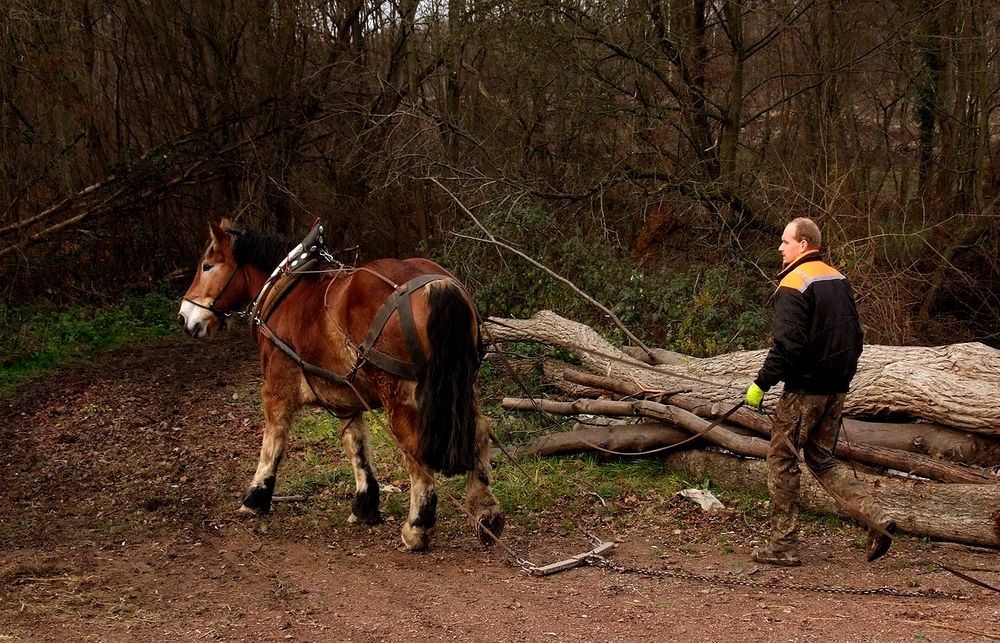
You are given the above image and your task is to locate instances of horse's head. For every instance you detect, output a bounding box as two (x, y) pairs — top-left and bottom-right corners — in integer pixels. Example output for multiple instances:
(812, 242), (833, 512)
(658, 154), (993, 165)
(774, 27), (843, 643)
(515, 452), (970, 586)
(178, 219), (249, 338)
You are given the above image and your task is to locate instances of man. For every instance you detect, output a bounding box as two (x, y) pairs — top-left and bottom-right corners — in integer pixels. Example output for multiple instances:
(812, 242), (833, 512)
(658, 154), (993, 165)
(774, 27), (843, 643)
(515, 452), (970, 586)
(745, 217), (895, 567)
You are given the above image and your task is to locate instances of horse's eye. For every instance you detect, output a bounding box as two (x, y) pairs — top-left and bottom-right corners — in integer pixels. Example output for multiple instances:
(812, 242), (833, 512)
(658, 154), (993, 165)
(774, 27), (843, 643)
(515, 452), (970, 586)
(202, 263), (213, 272)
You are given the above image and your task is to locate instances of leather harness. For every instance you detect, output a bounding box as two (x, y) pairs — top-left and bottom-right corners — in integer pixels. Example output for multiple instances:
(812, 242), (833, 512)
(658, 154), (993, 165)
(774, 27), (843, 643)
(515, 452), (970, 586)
(249, 226), (448, 385)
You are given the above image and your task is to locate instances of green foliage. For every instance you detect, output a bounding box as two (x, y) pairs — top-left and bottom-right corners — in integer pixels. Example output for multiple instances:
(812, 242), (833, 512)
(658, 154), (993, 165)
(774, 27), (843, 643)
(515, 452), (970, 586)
(433, 204), (771, 356)
(0, 292), (178, 392)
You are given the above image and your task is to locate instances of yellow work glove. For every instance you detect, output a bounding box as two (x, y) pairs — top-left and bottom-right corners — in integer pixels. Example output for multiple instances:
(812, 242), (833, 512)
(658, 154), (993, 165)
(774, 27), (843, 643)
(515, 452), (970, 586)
(745, 383), (765, 410)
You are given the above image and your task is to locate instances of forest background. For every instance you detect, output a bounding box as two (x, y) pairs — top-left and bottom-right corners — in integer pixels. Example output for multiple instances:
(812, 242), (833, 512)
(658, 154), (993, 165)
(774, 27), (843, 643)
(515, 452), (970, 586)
(2, 0), (998, 359)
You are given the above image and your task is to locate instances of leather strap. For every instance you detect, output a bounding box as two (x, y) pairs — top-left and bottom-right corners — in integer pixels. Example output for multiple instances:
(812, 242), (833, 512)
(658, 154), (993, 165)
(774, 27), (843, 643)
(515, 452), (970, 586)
(257, 272), (449, 384)
(356, 273), (446, 378)
(257, 323), (349, 386)
(252, 258), (319, 333)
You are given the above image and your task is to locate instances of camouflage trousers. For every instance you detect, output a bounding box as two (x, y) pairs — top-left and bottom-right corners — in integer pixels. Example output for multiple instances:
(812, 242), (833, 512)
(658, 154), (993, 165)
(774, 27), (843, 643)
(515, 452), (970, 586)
(766, 391), (888, 554)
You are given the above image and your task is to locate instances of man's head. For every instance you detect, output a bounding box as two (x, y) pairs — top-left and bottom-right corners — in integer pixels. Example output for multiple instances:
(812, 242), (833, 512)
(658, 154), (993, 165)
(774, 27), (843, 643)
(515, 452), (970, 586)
(779, 217), (821, 267)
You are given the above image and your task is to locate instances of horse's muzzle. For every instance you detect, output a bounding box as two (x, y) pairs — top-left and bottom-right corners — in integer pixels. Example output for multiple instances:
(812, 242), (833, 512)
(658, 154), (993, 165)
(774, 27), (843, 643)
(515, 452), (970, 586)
(178, 314), (208, 339)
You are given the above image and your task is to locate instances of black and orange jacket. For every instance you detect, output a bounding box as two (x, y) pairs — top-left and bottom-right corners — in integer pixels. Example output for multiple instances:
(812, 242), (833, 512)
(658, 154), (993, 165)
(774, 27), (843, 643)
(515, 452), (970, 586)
(754, 250), (864, 394)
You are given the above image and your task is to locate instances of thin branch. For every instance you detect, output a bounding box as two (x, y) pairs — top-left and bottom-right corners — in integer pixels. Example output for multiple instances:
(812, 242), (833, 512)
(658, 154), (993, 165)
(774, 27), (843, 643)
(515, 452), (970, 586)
(426, 176), (656, 360)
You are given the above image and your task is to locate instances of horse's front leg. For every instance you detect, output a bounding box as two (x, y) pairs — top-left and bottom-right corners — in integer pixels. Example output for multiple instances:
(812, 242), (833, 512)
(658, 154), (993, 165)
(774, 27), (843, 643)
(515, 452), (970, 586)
(465, 412), (504, 545)
(240, 373), (301, 515)
(400, 452), (437, 551)
(341, 413), (382, 525)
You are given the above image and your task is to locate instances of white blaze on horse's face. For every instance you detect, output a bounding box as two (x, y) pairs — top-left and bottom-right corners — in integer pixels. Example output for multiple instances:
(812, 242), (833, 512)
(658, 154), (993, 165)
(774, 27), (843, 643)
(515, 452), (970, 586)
(178, 264), (225, 338)
(179, 227), (238, 339)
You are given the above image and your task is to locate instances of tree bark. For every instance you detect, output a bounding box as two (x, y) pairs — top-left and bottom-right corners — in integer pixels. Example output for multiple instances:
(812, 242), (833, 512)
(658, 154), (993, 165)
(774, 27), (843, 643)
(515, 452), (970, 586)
(559, 369), (1000, 466)
(659, 450), (1000, 549)
(505, 422), (699, 459)
(839, 419), (1000, 468)
(503, 397), (994, 484)
(831, 441), (994, 484)
(485, 311), (1000, 433)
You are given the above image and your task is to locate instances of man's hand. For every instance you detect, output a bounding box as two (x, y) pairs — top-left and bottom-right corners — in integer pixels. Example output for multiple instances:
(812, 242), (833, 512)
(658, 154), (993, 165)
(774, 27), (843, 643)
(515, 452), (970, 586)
(745, 383), (765, 410)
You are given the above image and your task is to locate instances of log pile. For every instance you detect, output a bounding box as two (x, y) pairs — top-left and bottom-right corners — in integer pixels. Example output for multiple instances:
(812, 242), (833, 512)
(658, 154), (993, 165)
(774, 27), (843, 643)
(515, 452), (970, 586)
(486, 311), (1000, 548)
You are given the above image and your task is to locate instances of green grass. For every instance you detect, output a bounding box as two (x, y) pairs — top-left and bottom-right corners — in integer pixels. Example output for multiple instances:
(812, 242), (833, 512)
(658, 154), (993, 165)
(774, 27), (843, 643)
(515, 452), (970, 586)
(491, 454), (690, 514)
(280, 404), (702, 530)
(0, 292), (179, 392)
(262, 394), (857, 550)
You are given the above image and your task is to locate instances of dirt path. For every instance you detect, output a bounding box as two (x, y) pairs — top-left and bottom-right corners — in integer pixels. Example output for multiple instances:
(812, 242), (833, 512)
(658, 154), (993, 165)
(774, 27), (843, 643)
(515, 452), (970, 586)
(2, 333), (997, 642)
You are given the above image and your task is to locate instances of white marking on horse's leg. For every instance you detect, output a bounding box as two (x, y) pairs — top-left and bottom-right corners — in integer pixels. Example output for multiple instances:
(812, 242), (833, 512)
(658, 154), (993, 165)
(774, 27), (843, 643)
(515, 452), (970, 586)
(342, 414), (381, 524)
(400, 454), (436, 551)
(242, 379), (297, 514)
(465, 412), (504, 545)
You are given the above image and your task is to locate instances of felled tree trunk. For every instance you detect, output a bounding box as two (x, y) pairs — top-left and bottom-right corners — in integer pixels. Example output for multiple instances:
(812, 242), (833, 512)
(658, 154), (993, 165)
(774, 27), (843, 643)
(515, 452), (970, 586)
(840, 419), (1000, 467)
(486, 311), (1000, 434)
(502, 398), (994, 484)
(660, 450), (1000, 549)
(505, 422), (699, 458)
(558, 369), (1000, 467)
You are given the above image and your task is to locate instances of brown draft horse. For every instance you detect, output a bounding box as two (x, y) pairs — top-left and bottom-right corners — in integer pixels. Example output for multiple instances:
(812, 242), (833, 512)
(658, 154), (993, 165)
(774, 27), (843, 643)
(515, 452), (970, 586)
(178, 220), (503, 551)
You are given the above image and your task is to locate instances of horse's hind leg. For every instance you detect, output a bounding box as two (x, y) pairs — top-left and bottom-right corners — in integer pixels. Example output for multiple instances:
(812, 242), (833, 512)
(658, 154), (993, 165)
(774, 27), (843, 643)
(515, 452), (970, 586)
(465, 412), (504, 545)
(341, 413), (382, 525)
(401, 453), (437, 551)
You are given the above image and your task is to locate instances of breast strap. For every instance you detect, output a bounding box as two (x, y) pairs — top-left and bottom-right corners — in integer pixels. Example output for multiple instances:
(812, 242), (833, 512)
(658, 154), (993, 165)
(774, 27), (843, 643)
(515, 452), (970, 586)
(256, 272), (448, 385)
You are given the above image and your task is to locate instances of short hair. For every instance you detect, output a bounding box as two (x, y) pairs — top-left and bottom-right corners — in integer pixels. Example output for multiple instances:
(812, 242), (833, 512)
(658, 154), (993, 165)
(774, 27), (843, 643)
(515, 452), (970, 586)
(789, 217), (821, 249)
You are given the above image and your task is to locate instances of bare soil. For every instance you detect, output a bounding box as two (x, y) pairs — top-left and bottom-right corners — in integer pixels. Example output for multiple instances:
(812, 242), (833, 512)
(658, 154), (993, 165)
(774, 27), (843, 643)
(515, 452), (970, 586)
(2, 332), (998, 642)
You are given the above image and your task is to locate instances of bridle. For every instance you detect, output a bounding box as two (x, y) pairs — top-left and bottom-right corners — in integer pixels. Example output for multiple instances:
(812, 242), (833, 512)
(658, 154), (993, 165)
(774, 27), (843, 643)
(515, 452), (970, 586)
(182, 263), (246, 322)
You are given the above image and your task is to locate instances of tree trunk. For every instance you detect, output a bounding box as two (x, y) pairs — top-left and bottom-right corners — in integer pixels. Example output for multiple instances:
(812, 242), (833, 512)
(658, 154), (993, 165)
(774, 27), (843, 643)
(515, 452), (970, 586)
(485, 311), (1000, 433)
(558, 369), (1000, 466)
(840, 419), (1000, 467)
(505, 422), (699, 459)
(659, 450), (1000, 548)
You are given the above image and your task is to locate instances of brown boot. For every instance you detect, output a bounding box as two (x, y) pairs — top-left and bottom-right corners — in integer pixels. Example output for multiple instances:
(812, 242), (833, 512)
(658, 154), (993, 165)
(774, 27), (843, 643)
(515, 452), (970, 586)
(866, 520), (897, 562)
(752, 547), (802, 567)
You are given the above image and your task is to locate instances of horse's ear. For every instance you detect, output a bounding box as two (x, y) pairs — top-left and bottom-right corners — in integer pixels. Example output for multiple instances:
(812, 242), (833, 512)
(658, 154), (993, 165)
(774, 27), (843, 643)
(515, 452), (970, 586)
(215, 217), (244, 238)
(209, 221), (233, 249)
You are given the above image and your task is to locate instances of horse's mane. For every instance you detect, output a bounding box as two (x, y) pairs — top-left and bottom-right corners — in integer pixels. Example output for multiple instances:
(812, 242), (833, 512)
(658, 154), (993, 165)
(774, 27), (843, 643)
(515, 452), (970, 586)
(232, 230), (295, 272)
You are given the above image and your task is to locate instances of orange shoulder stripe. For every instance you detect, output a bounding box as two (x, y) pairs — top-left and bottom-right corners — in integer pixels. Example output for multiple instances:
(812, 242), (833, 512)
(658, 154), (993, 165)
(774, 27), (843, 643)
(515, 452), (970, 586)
(778, 261), (844, 293)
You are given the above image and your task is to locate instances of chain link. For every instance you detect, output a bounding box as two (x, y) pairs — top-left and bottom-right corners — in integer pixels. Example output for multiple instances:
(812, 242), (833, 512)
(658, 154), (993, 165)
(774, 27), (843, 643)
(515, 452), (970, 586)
(583, 555), (967, 599)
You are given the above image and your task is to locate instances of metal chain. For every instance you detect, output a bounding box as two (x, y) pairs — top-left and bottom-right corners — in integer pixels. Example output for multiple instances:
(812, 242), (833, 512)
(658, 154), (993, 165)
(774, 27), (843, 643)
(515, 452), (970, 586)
(584, 555), (967, 599)
(478, 331), (992, 597)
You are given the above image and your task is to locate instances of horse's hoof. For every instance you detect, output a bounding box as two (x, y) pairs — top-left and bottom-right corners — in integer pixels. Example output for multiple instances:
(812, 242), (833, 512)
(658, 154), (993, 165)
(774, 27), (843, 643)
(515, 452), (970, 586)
(238, 503), (267, 516)
(476, 511), (505, 546)
(401, 523), (432, 551)
(348, 511), (383, 526)
(351, 489), (382, 525)
(241, 478), (275, 515)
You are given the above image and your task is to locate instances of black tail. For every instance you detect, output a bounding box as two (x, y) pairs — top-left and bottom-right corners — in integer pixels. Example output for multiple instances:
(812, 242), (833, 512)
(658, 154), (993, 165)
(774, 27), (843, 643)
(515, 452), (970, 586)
(417, 282), (481, 476)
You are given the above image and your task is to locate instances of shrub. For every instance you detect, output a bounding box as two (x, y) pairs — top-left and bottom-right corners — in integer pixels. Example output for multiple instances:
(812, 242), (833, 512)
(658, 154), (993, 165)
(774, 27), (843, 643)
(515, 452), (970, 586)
(0, 291), (178, 391)
(431, 205), (771, 356)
